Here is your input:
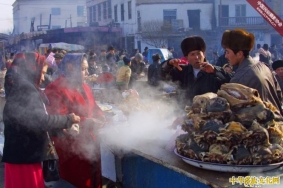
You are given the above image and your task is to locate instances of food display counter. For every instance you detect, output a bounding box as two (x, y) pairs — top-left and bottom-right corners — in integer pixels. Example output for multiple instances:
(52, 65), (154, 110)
(103, 140), (283, 188)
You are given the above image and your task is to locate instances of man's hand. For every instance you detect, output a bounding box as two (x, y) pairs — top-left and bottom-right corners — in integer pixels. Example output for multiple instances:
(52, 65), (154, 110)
(168, 59), (182, 71)
(199, 62), (215, 73)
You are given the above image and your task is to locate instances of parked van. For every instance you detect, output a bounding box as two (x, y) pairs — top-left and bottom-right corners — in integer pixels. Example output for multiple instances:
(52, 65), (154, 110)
(145, 48), (173, 64)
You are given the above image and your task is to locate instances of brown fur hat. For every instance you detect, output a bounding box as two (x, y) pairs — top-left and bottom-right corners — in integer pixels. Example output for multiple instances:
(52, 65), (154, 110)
(181, 36), (206, 56)
(221, 29), (255, 51)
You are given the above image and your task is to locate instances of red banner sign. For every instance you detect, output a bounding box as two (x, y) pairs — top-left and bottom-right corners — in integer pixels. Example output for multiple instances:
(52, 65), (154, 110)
(247, 0), (283, 36)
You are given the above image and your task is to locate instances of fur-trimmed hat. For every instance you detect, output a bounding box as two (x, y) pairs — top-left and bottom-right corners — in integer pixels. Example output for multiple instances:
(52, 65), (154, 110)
(181, 36), (206, 56)
(272, 60), (283, 70)
(221, 29), (255, 51)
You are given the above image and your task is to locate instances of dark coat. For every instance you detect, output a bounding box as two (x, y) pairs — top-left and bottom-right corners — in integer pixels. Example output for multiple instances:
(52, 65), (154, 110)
(148, 61), (161, 86)
(161, 61), (232, 106)
(2, 70), (72, 164)
(230, 57), (283, 115)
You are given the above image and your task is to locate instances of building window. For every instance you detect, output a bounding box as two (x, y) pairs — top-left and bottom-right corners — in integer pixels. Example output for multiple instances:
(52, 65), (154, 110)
(77, 22), (85, 27)
(137, 10), (141, 31)
(77, 6), (85, 17)
(107, 0), (112, 19)
(235, 4), (246, 17)
(121, 4), (124, 21)
(52, 25), (61, 29)
(128, 1), (132, 19)
(98, 4), (101, 21)
(114, 5), (118, 22)
(51, 8), (61, 15)
(89, 7), (93, 23)
(235, 4), (246, 23)
(93, 6), (97, 22)
(163, 9), (177, 24)
(103, 2), (107, 19)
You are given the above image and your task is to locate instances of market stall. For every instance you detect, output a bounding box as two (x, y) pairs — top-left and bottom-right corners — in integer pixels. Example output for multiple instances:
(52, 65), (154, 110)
(38, 42), (84, 54)
(98, 83), (283, 188)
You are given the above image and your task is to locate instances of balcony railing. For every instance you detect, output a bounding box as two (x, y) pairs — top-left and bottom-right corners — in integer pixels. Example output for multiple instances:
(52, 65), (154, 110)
(220, 16), (268, 27)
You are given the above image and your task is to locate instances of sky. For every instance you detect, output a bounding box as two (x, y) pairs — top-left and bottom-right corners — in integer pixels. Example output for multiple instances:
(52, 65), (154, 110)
(0, 0), (14, 33)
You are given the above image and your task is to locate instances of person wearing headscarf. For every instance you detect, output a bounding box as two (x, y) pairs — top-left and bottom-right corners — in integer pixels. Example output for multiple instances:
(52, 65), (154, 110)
(161, 36), (232, 108)
(96, 64), (115, 87)
(44, 53), (105, 188)
(2, 52), (80, 188)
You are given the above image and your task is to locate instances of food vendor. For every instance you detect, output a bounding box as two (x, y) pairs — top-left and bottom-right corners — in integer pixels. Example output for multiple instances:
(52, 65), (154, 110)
(197, 29), (282, 115)
(161, 36), (232, 109)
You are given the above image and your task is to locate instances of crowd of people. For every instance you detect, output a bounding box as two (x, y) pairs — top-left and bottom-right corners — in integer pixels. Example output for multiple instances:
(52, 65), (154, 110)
(1, 27), (283, 188)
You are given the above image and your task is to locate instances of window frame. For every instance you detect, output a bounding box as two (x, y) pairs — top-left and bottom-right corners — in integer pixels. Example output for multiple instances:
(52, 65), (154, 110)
(128, 1), (132, 20)
(77, 6), (84, 17)
(163, 9), (177, 24)
(51, 8), (61, 16)
(121, 4), (125, 21)
(114, 5), (118, 22)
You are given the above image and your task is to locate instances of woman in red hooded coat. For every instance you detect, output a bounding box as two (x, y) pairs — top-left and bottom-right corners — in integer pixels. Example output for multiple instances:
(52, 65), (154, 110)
(2, 52), (80, 188)
(45, 53), (105, 188)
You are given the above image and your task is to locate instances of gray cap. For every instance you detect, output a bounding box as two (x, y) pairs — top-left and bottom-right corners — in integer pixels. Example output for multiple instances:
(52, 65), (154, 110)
(135, 53), (143, 60)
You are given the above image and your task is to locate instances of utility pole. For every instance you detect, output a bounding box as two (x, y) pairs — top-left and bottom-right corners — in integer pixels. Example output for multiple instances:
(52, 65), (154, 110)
(219, 0), (222, 27)
(65, 20), (67, 28)
(70, 15), (72, 27)
(49, 14), (52, 29)
(40, 14), (42, 26)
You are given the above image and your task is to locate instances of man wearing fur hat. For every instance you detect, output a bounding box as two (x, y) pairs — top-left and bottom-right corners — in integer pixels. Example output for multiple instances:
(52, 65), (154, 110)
(161, 36), (232, 107)
(193, 29), (283, 114)
(221, 28), (282, 115)
(272, 60), (283, 92)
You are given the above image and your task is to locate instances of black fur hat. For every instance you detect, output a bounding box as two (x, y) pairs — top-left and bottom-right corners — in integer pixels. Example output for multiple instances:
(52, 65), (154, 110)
(272, 60), (283, 70)
(181, 36), (206, 56)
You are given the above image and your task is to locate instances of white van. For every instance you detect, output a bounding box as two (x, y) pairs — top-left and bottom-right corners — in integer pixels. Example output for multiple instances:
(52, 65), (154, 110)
(146, 48), (173, 64)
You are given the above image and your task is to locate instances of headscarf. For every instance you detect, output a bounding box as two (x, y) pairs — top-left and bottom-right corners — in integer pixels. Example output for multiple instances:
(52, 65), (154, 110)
(60, 53), (87, 76)
(5, 52), (46, 97)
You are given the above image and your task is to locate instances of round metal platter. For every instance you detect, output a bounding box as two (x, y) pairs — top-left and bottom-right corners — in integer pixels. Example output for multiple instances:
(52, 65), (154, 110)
(97, 104), (113, 111)
(174, 148), (283, 173)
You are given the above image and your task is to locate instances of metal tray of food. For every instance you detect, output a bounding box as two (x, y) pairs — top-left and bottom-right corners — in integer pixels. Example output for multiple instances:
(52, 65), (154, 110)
(174, 148), (283, 173)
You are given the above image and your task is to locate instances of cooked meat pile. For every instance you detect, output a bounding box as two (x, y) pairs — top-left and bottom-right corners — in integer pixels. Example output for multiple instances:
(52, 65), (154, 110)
(176, 83), (283, 165)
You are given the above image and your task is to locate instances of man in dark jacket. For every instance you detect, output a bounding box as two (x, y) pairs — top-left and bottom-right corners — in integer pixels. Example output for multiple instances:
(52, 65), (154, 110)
(161, 36), (232, 108)
(148, 54), (161, 86)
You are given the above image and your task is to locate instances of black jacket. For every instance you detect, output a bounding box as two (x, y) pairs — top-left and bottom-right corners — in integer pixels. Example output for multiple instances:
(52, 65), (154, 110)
(2, 74), (73, 164)
(161, 61), (232, 106)
(148, 62), (161, 86)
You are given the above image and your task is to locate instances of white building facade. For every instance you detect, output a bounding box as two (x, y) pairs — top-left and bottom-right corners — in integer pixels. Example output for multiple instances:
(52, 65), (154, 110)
(215, 0), (283, 47)
(86, 0), (283, 52)
(13, 0), (87, 34)
(87, 0), (214, 51)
